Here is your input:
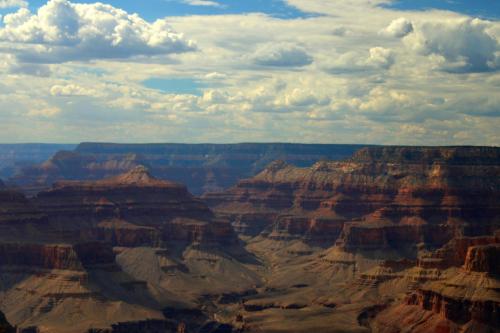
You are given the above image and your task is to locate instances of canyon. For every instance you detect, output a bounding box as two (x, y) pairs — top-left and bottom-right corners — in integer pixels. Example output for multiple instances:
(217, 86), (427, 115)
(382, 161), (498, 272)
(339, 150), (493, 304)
(8, 143), (368, 196)
(0, 145), (498, 332)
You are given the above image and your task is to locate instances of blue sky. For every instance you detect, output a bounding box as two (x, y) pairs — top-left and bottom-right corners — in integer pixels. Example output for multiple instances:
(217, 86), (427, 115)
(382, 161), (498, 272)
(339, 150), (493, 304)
(0, 0), (498, 145)
(384, 0), (500, 20)
(2, 0), (497, 21)
(16, 0), (311, 20)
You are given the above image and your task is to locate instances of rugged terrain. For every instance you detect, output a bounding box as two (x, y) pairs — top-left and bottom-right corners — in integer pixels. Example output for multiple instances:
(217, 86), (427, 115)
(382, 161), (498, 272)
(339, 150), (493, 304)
(0, 146), (499, 333)
(8, 143), (368, 195)
(0, 144), (75, 180)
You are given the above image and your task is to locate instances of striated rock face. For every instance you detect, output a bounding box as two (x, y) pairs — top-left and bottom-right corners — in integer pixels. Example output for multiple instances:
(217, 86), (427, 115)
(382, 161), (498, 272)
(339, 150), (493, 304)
(35, 166), (212, 227)
(418, 232), (500, 269)
(0, 242), (115, 271)
(374, 237), (500, 333)
(204, 146), (500, 249)
(0, 189), (46, 227)
(464, 244), (500, 275)
(0, 144), (75, 180)
(34, 166), (237, 247)
(10, 143), (367, 196)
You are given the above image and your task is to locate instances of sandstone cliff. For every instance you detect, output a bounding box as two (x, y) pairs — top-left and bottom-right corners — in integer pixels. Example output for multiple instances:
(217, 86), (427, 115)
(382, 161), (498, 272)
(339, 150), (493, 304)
(204, 146), (500, 250)
(373, 240), (500, 333)
(34, 166), (236, 247)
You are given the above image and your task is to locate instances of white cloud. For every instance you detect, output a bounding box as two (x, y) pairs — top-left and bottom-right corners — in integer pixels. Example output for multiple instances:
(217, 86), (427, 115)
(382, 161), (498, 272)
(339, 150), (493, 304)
(27, 106), (61, 118)
(383, 17), (414, 38)
(50, 84), (96, 96)
(250, 42), (313, 67)
(182, 0), (222, 7)
(0, 0), (27, 9)
(322, 47), (395, 74)
(0, 0), (196, 63)
(405, 18), (499, 73)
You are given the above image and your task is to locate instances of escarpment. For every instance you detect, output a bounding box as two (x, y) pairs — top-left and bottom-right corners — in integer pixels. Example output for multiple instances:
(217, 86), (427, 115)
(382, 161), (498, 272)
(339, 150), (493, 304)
(373, 235), (500, 333)
(34, 166), (237, 247)
(204, 146), (500, 250)
(10, 143), (367, 196)
(464, 244), (500, 275)
(1, 145), (499, 333)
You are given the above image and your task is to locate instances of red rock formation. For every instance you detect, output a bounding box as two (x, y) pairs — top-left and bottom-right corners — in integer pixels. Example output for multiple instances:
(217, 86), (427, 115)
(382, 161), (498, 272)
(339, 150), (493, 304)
(204, 147), (500, 249)
(418, 231), (500, 269)
(374, 239), (500, 332)
(0, 189), (46, 226)
(10, 143), (366, 196)
(0, 242), (115, 271)
(34, 166), (237, 247)
(464, 244), (500, 275)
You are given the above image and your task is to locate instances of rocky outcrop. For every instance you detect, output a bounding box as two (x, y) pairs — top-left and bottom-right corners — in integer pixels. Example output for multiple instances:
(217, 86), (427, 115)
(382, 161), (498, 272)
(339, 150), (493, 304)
(10, 143), (367, 196)
(0, 311), (15, 333)
(373, 238), (500, 332)
(34, 166), (237, 247)
(35, 166), (212, 227)
(0, 189), (46, 227)
(464, 244), (500, 275)
(0, 144), (74, 180)
(204, 147), (500, 250)
(337, 223), (455, 251)
(88, 319), (177, 333)
(418, 231), (500, 269)
(0, 242), (115, 271)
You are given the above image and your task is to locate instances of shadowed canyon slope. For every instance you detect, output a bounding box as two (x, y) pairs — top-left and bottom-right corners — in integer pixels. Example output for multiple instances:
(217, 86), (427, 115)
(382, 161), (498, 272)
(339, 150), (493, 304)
(0, 144), (75, 180)
(8, 143), (369, 195)
(0, 146), (499, 333)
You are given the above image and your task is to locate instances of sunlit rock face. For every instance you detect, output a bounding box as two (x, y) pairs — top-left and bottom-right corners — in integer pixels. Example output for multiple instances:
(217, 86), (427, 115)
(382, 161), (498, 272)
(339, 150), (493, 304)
(373, 242), (500, 333)
(204, 146), (500, 250)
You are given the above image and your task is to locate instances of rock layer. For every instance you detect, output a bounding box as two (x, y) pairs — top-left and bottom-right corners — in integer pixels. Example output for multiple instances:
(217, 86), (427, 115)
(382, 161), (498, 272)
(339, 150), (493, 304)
(205, 146), (500, 250)
(10, 143), (368, 196)
(34, 166), (236, 247)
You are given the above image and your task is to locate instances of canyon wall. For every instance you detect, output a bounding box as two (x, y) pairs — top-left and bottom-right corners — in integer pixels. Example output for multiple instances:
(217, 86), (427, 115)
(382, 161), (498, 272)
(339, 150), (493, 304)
(205, 146), (500, 251)
(9, 143), (368, 195)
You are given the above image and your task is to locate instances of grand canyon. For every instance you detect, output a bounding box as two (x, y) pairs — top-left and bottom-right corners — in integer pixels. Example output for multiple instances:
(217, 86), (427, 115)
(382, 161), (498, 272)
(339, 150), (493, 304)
(0, 144), (498, 333)
(1, 0), (499, 331)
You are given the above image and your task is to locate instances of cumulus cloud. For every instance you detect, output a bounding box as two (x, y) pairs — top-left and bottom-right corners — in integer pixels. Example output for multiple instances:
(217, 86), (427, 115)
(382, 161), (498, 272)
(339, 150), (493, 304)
(0, 0), (196, 63)
(383, 17), (413, 38)
(250, 43), (313, 67)
(50, 84), (96, 96)
(323, 47), (395, 74)
(0, 0), (27, 8)
(405, 18), (499, 73)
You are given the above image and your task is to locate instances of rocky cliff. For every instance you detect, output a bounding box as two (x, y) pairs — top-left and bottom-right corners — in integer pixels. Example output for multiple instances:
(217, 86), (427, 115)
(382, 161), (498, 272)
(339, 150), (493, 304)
(464, 244), (500, 275)
(0, 242), (115, 271)
(9, 143), (368, 196)
(204, 146), (500, 250)
(373, 239), (500, 333)
(34, 166), (236, 247)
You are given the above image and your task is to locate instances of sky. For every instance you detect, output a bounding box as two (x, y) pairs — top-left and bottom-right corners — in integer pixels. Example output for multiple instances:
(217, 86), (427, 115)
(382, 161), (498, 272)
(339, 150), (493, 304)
(0, 0), (499, 145)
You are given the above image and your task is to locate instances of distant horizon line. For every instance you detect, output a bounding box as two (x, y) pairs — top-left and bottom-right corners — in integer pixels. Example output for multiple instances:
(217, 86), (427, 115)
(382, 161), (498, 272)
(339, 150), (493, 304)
(0, 142), (499, 148)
